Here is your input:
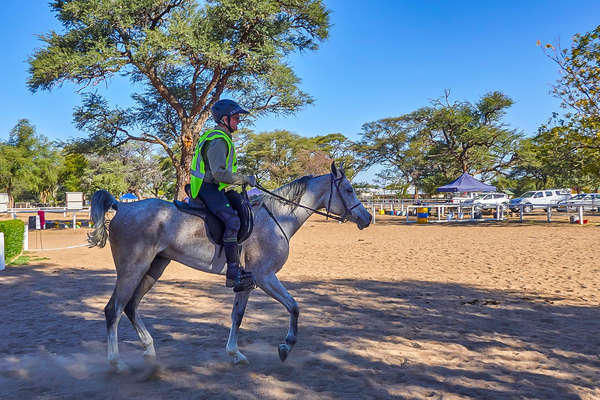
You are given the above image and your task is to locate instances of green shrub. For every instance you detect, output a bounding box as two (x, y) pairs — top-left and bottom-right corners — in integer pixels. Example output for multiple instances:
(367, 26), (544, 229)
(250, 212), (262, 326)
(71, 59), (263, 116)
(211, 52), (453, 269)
(0, 220), (24, 262)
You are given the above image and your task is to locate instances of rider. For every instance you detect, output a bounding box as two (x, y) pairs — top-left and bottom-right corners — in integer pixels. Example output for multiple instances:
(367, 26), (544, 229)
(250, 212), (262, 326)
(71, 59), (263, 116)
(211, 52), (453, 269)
(190, 99), (256, 292)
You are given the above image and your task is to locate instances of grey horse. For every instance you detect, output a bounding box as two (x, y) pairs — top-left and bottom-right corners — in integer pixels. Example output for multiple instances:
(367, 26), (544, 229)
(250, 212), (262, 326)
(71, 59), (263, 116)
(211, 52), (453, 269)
(88, 162), (372, 372)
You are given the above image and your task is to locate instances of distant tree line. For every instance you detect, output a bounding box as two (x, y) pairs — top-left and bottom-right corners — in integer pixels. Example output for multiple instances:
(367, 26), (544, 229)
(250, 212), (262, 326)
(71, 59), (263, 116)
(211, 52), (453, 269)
(4, 1), (597, 205)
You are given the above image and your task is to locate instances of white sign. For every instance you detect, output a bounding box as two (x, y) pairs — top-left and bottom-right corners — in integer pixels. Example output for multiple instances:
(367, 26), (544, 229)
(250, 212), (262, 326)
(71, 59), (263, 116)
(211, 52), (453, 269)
(0, 193), (8, 213)
(66, 192), (84, 210)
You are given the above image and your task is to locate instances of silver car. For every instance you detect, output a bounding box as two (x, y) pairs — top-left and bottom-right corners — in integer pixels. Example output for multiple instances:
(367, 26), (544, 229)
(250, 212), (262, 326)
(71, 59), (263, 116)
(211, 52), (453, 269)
(558, 193), (600, 211)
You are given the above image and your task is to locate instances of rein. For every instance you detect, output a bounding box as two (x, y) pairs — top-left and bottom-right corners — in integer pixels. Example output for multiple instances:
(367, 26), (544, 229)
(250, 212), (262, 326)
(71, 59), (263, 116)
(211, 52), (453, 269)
(255, 173), (363, 243)
(255, 178), (346, 223)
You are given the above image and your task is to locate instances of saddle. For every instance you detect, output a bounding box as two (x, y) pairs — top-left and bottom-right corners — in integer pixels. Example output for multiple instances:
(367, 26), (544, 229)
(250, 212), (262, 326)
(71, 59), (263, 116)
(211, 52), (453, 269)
(173, 184), (254, 245)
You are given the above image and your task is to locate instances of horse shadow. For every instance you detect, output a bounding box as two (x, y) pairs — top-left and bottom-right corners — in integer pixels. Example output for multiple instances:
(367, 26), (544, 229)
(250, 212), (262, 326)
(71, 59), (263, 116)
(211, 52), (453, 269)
(1, 264), (598, 399)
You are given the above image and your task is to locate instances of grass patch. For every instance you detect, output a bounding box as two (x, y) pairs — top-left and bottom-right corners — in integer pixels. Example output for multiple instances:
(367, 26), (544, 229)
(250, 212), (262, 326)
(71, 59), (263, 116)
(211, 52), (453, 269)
(8, 255), (50, 266)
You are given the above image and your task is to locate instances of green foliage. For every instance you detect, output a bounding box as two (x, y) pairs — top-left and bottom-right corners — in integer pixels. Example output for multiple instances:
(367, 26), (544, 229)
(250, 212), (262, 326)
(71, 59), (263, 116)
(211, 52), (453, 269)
(544, 26), (600, 133)
(59, 153), (89, 192)
(359, 113), (430, 197)
(238, 130), (322, 187)
(313, 133), (365, 179)
(28, 137), (62, 204)
(512, 117), (600, 191)
(359, 91), (520, 196)
(237, 130), (363, 188)
(424, 91), (521, 178)
(0, 120), (40, 206)
(0, 220), (25, 261)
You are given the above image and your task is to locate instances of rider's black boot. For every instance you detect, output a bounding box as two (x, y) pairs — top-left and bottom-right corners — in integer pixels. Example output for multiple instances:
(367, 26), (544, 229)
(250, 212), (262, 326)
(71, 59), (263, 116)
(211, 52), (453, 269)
(224, 243), (254, 292)
(225, 263), (254, 292)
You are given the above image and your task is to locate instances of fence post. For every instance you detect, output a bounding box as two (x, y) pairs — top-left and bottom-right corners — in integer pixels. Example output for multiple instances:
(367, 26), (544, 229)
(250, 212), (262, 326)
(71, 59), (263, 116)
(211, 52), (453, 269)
(578, 206), (584, 225)
(72, 212), (77, 230)
(519, 204), (523, 223)
(0, 232), (5, 271)
(546, 206), (552, 223)
(23, 225), (28, 251)
(371, 205), (376, 224)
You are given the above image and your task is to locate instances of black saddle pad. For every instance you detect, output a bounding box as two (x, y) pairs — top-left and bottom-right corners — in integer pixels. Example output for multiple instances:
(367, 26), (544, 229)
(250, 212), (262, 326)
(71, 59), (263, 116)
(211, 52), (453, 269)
(174, 190), (253, 245)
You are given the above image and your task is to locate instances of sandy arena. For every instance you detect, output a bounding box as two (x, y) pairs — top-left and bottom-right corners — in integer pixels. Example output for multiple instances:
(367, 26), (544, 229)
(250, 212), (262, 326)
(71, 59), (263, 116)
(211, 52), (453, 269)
(1, 215), (599, 399)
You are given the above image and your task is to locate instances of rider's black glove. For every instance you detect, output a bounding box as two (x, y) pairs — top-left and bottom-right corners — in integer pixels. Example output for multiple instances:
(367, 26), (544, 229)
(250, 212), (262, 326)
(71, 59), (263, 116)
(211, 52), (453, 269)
(245, 175), (257, 187)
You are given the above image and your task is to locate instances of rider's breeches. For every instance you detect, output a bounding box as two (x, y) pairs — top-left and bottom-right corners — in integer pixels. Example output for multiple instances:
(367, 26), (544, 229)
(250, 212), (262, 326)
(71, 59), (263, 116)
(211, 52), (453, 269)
(197, 182), (240, 264)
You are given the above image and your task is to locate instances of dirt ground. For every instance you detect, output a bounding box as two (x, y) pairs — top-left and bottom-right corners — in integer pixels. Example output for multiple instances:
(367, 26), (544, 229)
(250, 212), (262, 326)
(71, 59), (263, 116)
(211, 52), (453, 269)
(1, 215), (599, 399)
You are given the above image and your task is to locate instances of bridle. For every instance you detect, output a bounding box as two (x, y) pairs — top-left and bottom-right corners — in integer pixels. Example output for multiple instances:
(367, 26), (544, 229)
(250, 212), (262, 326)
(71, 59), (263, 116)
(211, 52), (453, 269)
(255, 173), (363, 242)
(327, 172), (363, 223)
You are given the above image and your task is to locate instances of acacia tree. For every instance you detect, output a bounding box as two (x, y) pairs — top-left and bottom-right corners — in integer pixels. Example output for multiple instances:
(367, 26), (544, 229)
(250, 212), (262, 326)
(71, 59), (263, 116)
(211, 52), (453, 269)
(28, 0), (330, 199)
(424, 91), (522, 181)
(313, 133), (365, 179)
(358, 113), (431, 198)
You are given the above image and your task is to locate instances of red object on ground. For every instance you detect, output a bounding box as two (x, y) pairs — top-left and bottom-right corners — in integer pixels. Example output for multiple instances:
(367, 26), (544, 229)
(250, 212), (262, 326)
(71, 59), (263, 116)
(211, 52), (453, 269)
(37, 210), (45, 229)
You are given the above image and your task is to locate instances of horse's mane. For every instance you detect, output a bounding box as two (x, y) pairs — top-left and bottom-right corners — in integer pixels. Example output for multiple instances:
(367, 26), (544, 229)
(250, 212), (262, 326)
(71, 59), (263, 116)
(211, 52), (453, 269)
(256, 175), (314, 213)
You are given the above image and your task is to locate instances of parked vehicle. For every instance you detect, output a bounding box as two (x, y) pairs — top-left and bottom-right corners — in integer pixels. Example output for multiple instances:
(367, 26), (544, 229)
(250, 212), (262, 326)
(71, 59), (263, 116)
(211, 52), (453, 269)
(557, 193), (600, 211)
(509, 189), (571, 212)
(462, 192), (510, 209)
(451, 192), (487, 204)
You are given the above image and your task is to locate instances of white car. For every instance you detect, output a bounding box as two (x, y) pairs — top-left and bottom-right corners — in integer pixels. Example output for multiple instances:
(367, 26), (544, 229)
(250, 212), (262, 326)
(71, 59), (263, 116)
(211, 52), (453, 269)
(558, 193), (600, 211)
(451, 192), (487, 204)
(509, 189), (571, 212)
(462, 192), (510, 209)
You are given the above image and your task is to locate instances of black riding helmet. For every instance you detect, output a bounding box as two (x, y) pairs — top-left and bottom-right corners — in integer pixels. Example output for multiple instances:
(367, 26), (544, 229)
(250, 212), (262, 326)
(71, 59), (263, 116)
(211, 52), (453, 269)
(211, 99), (249, 132)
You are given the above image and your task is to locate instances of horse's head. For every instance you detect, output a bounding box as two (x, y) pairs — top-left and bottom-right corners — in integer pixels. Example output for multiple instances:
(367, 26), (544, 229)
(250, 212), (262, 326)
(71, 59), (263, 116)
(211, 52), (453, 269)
(327, 162), (372, 230)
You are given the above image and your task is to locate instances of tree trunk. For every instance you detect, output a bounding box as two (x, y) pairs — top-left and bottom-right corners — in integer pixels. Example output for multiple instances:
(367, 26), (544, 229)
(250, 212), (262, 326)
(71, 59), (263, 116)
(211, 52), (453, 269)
(175, 144), (194, 201)
(6, 186), (14, 208)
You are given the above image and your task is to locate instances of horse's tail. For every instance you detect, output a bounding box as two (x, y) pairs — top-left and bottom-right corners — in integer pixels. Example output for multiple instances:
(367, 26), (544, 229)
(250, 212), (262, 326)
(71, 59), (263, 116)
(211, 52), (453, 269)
(87, 190), (118, 248)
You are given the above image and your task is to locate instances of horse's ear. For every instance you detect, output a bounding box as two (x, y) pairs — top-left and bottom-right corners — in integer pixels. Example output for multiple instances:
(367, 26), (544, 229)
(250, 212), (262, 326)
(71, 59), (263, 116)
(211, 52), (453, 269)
(339, 161), (346, 177)
(331, 161), (337, 175)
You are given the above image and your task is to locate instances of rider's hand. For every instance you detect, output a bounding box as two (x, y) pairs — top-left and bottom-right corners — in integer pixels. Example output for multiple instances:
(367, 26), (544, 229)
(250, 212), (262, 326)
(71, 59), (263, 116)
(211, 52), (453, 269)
(245, 175), (257, 187)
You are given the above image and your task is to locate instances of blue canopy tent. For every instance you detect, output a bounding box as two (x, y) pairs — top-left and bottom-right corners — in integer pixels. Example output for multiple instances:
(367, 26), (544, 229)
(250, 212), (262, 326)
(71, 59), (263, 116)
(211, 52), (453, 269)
(436, 173), (496, 192)
(120, 193), (138, 201)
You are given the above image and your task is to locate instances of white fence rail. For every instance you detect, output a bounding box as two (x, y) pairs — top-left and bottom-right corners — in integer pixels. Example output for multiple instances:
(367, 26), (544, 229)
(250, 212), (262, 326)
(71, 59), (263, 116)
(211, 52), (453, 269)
(1, 207), (92, 231)
(364, 200), (596, 225)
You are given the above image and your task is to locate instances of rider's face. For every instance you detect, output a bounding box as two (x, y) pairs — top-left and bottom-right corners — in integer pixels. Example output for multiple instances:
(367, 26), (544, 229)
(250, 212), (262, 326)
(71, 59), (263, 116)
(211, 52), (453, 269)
(226, 114), (241, 132)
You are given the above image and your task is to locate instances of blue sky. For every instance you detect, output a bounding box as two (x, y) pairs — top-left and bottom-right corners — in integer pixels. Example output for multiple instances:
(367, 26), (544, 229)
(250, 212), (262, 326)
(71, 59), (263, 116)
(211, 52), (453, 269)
(1, 1), (600, 180)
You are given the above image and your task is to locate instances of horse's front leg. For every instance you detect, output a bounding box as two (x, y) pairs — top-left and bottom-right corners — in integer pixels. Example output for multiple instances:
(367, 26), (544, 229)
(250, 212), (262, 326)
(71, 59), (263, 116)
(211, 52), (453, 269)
(226, 289), (252, 365)
(256, 273), (299, 362)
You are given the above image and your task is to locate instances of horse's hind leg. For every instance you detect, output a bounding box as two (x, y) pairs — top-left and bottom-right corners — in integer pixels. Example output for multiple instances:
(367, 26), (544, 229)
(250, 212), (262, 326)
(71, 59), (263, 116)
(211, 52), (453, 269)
(105, 257), (154, 372)
(124, 256), (170, 361)
(256, 273), (299, 362)
(226, 290), (251, 366)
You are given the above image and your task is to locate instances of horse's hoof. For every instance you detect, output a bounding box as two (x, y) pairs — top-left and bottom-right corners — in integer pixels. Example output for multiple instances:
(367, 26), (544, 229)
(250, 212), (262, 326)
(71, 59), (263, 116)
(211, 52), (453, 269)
(136, 363), (163, 382)
(278, 344), (290, 362)
(110, 359), (130, 374)
(231, 351), (250, 366)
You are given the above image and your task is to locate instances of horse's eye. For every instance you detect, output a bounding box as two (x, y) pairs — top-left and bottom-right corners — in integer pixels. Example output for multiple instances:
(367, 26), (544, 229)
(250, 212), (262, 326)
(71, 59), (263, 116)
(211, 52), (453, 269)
(346, 189), (353, 194)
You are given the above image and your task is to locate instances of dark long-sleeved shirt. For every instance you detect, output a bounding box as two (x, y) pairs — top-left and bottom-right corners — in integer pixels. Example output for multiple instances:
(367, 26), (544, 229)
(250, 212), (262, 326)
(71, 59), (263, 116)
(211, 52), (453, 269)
(201, 129), (248, 186)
